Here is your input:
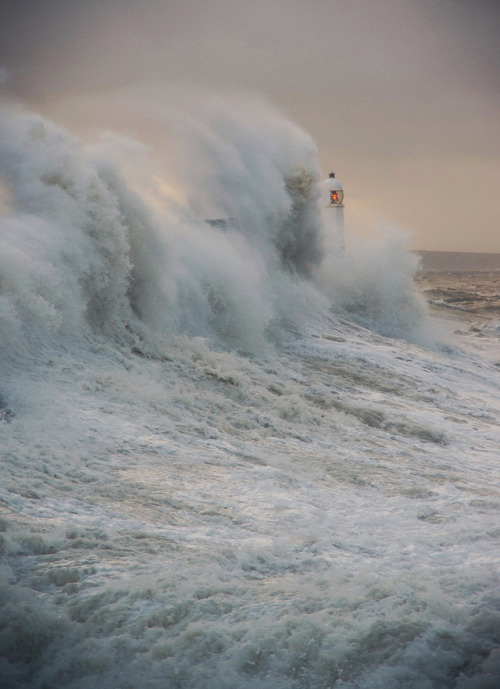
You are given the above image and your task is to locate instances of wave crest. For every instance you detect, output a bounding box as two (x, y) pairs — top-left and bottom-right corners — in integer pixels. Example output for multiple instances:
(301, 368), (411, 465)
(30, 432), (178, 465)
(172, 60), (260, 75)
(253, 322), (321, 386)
(0, 98), (430, 362)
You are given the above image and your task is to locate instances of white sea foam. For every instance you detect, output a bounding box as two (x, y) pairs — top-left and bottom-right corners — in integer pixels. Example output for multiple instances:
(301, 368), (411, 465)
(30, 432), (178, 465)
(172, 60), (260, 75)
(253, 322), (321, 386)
(1, 98), (499, 689)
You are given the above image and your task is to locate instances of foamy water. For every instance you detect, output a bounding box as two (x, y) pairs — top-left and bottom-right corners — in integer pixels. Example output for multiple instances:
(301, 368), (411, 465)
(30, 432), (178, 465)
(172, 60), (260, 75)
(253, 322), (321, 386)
(1, 101), (499, 689)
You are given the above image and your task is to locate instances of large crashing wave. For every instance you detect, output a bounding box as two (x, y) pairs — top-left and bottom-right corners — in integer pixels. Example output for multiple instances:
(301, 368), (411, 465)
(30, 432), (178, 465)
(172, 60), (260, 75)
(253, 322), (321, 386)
(0, 101), (326, 358)
(0, 110), (147, 348)
(0, 97), (427, 365)
(172, 98), (324, 278)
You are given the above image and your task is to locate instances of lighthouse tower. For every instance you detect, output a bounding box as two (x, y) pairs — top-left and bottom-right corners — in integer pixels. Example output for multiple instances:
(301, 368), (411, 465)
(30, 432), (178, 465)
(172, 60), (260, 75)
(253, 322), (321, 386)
(322, 172), (345, 253)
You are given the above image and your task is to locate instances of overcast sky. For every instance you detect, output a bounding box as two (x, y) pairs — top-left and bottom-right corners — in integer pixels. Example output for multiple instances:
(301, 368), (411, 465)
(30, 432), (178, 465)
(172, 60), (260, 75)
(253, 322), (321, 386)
(1, 0), (499, 251)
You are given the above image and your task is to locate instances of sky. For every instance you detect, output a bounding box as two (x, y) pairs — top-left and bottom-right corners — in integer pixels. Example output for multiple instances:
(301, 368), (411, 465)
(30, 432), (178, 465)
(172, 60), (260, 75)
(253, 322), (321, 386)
(1, 0), (499, 252)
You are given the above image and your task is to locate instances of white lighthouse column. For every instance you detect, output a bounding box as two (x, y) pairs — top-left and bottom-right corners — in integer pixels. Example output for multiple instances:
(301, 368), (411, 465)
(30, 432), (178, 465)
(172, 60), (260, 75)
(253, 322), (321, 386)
(321, 172), (345, 254)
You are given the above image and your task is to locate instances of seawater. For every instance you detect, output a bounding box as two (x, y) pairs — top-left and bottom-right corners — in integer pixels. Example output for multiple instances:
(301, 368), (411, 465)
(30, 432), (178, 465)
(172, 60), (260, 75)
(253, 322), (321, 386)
(416, 251), (500, 366)
(1, 102), (500, 689)
(416, 251), (500, 321)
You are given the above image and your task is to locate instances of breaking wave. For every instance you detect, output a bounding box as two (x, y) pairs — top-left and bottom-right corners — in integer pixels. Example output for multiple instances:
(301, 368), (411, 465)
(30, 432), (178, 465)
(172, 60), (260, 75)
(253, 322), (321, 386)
(318, 229), (430, 342)
(0, 97), (427, 368)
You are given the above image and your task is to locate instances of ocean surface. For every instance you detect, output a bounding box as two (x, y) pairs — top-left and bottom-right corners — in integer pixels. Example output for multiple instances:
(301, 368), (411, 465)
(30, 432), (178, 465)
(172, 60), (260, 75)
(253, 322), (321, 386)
(417, 251), (500, 323)
(1, 104), (499, 689)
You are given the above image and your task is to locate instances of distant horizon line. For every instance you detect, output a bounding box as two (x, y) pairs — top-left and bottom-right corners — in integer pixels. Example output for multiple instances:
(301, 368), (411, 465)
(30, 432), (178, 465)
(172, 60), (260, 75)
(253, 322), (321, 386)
(414, 249), (500, 256)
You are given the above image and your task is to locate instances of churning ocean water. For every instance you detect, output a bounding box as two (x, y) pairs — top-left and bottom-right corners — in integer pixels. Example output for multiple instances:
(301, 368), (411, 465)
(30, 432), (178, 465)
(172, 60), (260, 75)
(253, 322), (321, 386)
(0, 101), (499, 689)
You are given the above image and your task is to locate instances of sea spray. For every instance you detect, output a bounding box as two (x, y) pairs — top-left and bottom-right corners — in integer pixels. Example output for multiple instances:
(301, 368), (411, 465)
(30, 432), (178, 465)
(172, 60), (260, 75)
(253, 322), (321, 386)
(0, 101), (325, 360)
(168, 94), (324, 275)
(0, 109), (138, 347)
(318, 226), (430, 342)
(0, 97), (432, 361)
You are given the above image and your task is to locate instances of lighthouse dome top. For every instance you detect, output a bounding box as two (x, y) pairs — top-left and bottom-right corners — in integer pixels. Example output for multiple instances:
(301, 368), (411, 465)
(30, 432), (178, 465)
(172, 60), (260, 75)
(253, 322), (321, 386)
(324, 173), (343, 191)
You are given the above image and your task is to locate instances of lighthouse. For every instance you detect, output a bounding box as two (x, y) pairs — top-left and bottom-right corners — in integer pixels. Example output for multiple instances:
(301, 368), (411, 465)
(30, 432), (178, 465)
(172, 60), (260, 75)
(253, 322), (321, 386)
(322, 172), (345, 253)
